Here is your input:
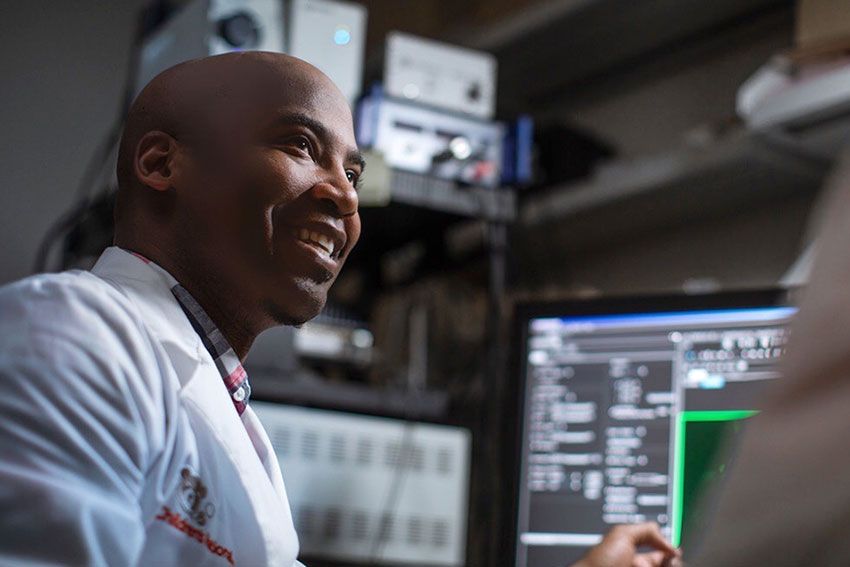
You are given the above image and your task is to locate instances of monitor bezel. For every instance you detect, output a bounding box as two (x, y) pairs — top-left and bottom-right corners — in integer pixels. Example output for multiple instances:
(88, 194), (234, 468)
(504, 288), (797, 567)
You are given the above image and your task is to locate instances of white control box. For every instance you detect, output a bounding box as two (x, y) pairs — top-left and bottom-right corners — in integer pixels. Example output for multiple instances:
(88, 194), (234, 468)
(137, 0), (286, 93)
(209, 0), (286, 55)
(136, 0), (366, 106)
(385, 32), (497, 119)
(357, 91), (505, 187)
(288, 0), (368, 104)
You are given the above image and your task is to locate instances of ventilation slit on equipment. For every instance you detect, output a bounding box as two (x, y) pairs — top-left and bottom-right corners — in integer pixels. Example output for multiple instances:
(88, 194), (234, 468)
(352, 510), (369, 541)
(412, 445), (425, 471)
(297, 506), (317, 539)
(324, 507), (342, 540)
(330, 434), (346, 462)
(437, 447), (453, 474)
(356, 438), (373, 465)
(272, 427), (291, 457)
(378, 513), (395, 542)
(432, 519), (449, 548)
(384, 441), (401, 468)
(302, 430), (319, 460)
(407, 516), (424, 545)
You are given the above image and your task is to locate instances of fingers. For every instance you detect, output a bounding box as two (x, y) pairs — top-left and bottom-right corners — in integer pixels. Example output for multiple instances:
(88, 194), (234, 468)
(632, 551), (664, 567)
(576, 523), (681, 567)
(616, 522), (678, 556)
(633, 550), (685, 567)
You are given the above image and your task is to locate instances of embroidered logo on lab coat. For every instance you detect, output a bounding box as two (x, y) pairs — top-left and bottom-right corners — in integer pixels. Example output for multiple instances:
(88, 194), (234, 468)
(179, 467), (216, 526)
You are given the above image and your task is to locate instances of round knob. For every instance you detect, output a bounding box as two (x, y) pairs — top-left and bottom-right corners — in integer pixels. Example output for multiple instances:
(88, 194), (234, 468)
(217, 12), (260, 48)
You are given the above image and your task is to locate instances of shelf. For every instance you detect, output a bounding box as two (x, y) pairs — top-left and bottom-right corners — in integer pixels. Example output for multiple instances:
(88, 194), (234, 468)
(741, 60), (850, 130)
(519, 130), (827, 251)
(388, 170), (516, 222)
(248, 373), (451, 421)
(738, 58), (850, 160)
(343, 169), (516, 298)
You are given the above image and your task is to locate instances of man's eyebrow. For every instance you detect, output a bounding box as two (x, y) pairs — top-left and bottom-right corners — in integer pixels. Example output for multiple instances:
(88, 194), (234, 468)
(272, 112), (332, 142)
(272, 111), (365, 170)
(347, 149), (366, 171)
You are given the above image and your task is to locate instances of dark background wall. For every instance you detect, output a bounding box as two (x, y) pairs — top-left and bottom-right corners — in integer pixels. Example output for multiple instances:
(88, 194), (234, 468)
(0, 1), (138, 284)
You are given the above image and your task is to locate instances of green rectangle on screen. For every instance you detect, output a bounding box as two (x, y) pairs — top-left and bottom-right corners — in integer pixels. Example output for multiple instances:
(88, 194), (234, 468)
(671, 410), (757, 548)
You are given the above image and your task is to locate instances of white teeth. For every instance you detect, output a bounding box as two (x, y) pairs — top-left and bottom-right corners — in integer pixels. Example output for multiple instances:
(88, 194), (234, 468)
(317, 234), (334, 255)
(293, 227), (335, 257)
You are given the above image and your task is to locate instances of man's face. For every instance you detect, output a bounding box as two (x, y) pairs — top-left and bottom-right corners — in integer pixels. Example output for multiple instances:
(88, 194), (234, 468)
(178, 68), (362, 326)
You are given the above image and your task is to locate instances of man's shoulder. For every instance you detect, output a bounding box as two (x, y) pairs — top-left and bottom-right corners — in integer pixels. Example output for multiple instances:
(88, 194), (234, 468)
(0, 268), (130, 315)
(0, 270), (177, 487)
(0, 269), (146, 349)
(0, 269), (174, 413)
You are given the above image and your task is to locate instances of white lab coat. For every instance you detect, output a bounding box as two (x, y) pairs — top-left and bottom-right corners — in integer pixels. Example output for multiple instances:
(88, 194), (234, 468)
(0, 247), (302, 566)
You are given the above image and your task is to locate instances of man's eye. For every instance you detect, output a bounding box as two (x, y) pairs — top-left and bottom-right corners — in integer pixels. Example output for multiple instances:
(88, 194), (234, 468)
(282, 136), (312, 155)
(346, 170), (360, 186)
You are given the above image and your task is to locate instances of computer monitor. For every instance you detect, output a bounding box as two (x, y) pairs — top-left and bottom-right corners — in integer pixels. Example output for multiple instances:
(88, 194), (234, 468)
(512, 291), (796, 566)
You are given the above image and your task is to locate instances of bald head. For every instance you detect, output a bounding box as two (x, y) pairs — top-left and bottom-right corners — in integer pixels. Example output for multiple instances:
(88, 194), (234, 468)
(117, 51), (349, 199)
(114, 51), (363, 353)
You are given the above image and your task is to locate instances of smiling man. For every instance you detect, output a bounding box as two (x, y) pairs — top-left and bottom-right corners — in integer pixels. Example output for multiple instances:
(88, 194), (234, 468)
(114, 51), (363, 353)
(0, 52), (677, 566)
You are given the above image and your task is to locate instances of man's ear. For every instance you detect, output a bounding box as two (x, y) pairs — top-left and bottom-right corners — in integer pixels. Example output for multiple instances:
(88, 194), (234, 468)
(133, 131), (184, 192)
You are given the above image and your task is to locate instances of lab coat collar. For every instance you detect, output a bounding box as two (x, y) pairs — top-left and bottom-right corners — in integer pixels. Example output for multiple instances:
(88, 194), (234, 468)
(91, 247), (206, 364)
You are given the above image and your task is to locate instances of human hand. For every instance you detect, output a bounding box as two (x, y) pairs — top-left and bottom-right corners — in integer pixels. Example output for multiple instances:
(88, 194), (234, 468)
(572, 523), (682, 567)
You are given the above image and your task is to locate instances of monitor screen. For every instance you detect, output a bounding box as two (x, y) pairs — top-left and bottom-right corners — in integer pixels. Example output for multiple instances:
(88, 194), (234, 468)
(513, 292), (796, 567)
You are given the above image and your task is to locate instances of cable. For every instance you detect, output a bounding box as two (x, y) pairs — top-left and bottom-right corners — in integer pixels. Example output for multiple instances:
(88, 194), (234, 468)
(32, 122), (124, 272)
(367, 301), (429, 565)
(368, 421), (417, 563)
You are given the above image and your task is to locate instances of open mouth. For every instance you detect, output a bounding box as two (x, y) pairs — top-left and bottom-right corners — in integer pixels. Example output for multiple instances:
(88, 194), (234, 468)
(292, 227), (337, 259)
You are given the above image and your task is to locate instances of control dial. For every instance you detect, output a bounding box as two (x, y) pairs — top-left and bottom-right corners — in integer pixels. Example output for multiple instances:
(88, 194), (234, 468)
(217, 12), (260, 48)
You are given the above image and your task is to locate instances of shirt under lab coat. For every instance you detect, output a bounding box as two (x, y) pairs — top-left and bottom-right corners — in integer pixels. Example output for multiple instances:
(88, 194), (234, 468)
(0, 247), (302, 566)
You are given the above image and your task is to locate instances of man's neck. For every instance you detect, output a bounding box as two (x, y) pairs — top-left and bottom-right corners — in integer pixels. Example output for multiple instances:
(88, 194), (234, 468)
(172, 272), (257, 361)
(116, 240), (259, 360)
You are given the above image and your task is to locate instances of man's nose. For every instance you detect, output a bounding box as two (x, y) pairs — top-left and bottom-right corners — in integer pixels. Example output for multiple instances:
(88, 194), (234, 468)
(312, 170), (358, 217)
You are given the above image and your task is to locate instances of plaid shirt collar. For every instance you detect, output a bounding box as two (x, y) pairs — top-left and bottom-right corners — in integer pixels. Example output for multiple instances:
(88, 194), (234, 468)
(125, 250), (251, 415)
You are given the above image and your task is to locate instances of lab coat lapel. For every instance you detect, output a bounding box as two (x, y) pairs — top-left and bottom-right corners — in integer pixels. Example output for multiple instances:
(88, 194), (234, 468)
(242, 406), (290, 501)
(179, 362), (297, 562)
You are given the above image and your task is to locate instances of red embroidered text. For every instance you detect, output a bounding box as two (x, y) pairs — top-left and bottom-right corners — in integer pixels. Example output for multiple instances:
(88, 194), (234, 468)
(155, 505), (235, 565)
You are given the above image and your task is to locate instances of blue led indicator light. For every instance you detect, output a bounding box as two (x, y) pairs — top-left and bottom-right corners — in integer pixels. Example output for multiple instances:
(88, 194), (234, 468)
(334, 27), (351, 45)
